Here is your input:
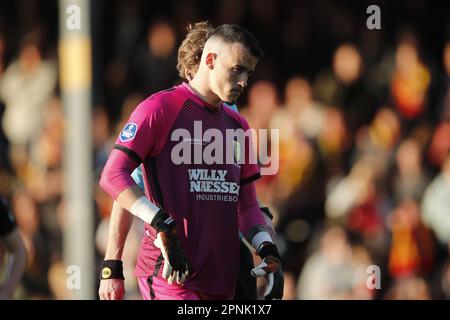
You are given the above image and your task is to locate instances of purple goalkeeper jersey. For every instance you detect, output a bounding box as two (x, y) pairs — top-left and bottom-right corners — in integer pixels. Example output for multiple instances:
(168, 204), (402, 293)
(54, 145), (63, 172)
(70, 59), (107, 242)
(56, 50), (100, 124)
(114, 82), (263, 296)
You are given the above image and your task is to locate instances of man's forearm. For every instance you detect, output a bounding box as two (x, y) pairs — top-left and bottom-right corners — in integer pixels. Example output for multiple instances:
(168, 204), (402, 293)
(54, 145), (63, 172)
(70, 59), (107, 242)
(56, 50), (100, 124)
(116, 185), (146, 213)
(104, 201), (134, 260)
(115, 186), (162, 224)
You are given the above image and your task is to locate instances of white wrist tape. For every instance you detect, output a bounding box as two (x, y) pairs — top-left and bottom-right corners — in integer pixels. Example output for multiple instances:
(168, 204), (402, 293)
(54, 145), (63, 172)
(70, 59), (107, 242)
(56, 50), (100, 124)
(130, 196), (160, 224)
(251, 231), (274, 253)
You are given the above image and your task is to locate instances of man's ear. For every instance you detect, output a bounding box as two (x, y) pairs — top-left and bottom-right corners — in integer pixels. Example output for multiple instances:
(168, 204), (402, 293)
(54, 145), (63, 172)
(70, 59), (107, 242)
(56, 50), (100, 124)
(205, 52), (216, 70)
(184, 70), (193, 81)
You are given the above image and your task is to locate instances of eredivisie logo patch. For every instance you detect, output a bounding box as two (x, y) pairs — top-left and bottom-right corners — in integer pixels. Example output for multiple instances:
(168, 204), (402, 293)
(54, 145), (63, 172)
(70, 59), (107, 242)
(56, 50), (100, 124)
(120, 122), (138, 142)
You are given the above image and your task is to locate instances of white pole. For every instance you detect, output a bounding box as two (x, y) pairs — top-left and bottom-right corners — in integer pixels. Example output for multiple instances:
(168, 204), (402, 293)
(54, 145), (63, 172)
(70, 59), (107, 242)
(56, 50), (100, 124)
(59, 0), (94, 299)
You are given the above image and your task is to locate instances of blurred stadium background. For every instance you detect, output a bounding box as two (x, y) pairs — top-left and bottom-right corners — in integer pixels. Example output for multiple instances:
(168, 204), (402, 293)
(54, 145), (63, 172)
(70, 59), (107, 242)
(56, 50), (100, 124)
(0, 0), (449, 300)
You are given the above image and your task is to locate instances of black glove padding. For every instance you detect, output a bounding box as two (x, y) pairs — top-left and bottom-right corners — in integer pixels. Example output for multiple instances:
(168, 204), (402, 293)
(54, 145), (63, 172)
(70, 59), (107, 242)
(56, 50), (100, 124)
(264, 269), (284, 300)
(252, 242), (283, 299)
(151, 210), (190, 284)
(256, 242), (282, 274)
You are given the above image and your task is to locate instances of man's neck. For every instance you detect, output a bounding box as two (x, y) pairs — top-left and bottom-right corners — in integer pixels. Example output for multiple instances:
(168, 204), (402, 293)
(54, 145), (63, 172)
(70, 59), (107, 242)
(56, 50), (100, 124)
(188, 78), (221, 107)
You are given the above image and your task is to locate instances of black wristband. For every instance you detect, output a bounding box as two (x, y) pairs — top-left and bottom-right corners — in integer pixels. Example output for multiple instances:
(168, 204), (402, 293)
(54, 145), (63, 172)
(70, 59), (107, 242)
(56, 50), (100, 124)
(100, 260), (124, 280)
(259, 243), (281, 261)
(150, 209), (176, 233)
(260, 207), (273, 220)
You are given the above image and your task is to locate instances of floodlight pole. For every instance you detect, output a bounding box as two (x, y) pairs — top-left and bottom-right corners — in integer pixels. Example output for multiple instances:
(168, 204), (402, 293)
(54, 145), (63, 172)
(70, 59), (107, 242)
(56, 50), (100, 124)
(59, 0), (95, 300)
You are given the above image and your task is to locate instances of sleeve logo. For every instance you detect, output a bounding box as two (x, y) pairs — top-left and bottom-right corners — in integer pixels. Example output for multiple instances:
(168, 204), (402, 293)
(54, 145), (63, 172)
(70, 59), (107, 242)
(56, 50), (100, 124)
(119, 122), (138, 142)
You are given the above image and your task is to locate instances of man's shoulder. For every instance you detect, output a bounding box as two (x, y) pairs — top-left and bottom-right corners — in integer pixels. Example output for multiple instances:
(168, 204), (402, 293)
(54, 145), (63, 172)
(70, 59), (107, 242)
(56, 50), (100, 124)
(133, 86), (183, 116)
(133, 85), (185, 116)
(147, 85), (180, 101)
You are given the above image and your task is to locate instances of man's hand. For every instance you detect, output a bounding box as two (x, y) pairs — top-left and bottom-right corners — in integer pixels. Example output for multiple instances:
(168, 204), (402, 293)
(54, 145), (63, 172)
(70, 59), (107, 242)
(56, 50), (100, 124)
(154, 228), (189, 284)
(99, 279), (125, 300)
(262, 270), (284, 300)
(251, 242), (284, 300)
(151, 210), (190, 284)
(251, 256), (281, 276)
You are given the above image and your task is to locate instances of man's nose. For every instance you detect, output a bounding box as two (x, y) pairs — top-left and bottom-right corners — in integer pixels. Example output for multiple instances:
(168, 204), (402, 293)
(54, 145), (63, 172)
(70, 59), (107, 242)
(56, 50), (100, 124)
(237, 74), (248, 88)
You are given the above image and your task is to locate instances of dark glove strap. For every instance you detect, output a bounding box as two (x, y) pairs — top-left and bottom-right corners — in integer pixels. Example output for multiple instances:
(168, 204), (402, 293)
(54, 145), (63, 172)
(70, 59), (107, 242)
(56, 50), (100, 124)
(259, 243), (281, 261)
(150, 209), (176, 233)
(100, 260), (125, 280)
(260, 207), (273, 220)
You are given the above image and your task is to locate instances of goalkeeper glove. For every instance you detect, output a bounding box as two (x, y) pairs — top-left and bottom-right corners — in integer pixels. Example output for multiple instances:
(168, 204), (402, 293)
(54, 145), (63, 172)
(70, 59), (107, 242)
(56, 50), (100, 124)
(262, 269), (284, 300)
(151, 210), (189, 284)
(251, 242), (284, 299)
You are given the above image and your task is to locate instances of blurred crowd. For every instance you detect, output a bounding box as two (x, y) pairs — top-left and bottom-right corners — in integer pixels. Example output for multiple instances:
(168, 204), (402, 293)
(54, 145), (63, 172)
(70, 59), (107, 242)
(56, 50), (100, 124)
(0, 0), (449, 300)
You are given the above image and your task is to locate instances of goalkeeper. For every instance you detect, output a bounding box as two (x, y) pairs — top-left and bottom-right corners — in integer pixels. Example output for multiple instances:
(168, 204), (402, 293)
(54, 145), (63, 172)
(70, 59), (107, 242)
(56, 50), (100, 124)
(99, 23), (283, 300)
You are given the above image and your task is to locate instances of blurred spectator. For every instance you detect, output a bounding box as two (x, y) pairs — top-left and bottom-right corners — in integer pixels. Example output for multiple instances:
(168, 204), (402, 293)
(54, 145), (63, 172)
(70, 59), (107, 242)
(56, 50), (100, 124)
(439, 41), (450, 120)
(113, 1), (142, 63)
(384, 276), (431, 300)
(314, 43), (376, 132)
(421, 153), (450, 246)
(241, 80), (281, 207)
(266, 78), (316, 205)
(241, 80), (279, 131)
(317, 107), (347, 163)
(0, 32), (6, 76)
(281, 271), (297, 300)
(92, 106), (112, 174)
(278, 77), (326, 141)
(47, 260), (71, 300)
(12, 189), (52, 298)
(393, 138), (430, 204)
(297, 226), (352, 299)
(131, 20), (178, 94)
(333, 44), (362, 85)
(0, 196), (27, 299)
(0, 32), (56, 169)
(325, 154), (390, 265)
(350, 244), (375, 300)
(216, 0), (244, 25)
(325, 156), (382, 233)
(438, 259), (450, 299)
(297, 226), (373, 299)
(387, 200), (435, 279)
(391, 33), (431, 120)
(354, 107), (401, 163)
(427, 121), (450, 167)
